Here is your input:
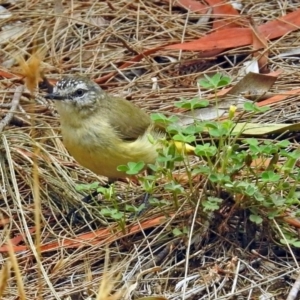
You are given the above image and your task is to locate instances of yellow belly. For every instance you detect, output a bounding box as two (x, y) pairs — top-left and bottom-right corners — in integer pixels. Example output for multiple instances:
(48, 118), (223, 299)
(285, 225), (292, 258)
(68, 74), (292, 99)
(62, 127), (159, 179)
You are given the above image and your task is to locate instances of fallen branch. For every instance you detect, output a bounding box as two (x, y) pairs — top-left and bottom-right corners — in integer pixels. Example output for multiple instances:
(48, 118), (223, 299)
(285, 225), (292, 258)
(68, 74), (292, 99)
(0, 85), (24, 133)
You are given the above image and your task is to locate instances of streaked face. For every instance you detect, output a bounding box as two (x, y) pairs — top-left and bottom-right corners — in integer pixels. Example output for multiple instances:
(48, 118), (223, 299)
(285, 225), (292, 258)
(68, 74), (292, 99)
(47, 76), (105, 108)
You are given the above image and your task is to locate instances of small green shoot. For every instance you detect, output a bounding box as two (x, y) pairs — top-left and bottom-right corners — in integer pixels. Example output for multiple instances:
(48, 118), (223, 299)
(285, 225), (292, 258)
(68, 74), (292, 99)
(202, 197), (223, 212)
(198, 73), (231, 89)
(76, 182), (100, 192)
(151, 113), (179, 125)
(117, 161), (145, 175)
(174, 98), (209, 110)
(244, 102), (270, 113)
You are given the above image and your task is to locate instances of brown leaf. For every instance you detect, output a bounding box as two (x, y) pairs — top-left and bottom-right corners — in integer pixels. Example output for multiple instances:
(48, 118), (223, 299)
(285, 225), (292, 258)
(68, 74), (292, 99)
(18, 51), (44, 94)
(165, 8), (300, 52)
(249, 17), (269, 73)
(225, 72), (277, 99)
(205, 0), (241, 29)
(163, 0), (207, 13)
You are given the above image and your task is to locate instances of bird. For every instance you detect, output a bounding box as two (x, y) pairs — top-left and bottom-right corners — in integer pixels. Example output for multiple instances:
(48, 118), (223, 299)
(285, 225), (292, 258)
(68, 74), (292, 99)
(45, 76), (186, 181)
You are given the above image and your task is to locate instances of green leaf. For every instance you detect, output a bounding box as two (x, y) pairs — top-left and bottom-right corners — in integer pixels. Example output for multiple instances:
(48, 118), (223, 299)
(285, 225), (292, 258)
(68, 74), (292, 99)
(276, 140), (290, 148)
(217, 76), (231, 87)
(206, 122), (231, 137)
(291, 241), (300, 247)
(101, 208), (124, 220)
(254, 191), (265, 202)
(195, 143), (217, 157)
(173, 228), (183, 236)
(192, 165), (211, 176)
(125, 204), (145, 213)
(166, 123), (182, 135)
(198, 79), (213, 89)
(202, 197), (222, 211)
(244, 102), (270, 113)
(270, 194), (285, 206)
(243, 138), (259, 146)
(282, 148), (300, 171)
(172, 133), (195, 144)
(151, 113), (179, 125)
(175, 98), (209, 110)
(249, 214), (263, 224)
(164, 182), (184, 193)
(76, 182), (100, 192)
(198, 73), (231, 89)
(149, 198), (168, 207)
(182, 124), (205, 135)
(280, 238), (300, 247)
(117, 161), (145, 175)
(261, 171), (280, 182)
(209, 174), (231, 183)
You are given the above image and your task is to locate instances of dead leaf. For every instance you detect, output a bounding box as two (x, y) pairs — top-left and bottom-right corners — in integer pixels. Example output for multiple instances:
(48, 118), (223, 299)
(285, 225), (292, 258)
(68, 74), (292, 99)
(205, 0), (241, 29)
(0, 6), (12, 19)
(163, 0), (207, 13)
(165, 8), (300, 52)
(242, 60), (259, 74)
(225, 72), (277, 99)
(249, 17), (269, 73)
(232, 123), (300, 135)
(18, 51), (45, 94)
(0, 25), (27, 45)
(257, 88), (300, 107)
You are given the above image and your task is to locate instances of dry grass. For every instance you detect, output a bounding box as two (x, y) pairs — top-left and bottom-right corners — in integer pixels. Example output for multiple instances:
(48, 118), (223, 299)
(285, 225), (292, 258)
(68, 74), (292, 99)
(1, 0), (300, 299)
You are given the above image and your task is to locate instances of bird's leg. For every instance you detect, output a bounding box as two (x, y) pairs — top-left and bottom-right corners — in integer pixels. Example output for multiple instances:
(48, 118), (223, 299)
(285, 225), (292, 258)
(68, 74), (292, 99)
(66, 179), (115, 224)
(80, 190), (101, 204)
(67, 175), (153, 222)
(136, 192), (151, 216)
(80, 178), (115, 203)
(133, 169), (155, 217)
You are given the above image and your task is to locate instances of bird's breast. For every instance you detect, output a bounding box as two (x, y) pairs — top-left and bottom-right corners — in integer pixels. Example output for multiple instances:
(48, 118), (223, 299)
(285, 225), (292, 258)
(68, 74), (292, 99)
(60, 121), (160, 178)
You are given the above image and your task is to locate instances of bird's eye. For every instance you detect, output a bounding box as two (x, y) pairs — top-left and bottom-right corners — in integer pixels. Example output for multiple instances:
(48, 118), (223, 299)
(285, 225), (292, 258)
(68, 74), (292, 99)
(74, 89), (85, 97)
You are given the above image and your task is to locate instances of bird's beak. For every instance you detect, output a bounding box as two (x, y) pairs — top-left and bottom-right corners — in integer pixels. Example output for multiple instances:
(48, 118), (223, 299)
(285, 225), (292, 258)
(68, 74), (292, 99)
(45, 93), (65, 100)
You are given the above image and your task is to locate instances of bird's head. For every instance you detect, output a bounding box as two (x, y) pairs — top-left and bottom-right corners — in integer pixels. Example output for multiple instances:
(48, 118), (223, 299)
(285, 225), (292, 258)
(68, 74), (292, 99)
(45, 76), (106, 110)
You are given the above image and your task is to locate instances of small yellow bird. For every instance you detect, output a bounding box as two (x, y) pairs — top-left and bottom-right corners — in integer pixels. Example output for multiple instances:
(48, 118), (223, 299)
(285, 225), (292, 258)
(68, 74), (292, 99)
(45, 76), (194, 181)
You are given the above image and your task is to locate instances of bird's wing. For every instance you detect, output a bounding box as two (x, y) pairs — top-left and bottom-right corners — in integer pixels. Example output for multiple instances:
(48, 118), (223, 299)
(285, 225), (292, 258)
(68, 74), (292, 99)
(107, 95), (152, 141)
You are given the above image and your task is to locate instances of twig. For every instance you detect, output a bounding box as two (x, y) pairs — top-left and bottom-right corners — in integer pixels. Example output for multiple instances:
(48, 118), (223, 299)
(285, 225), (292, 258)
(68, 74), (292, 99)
(0, 104), (13, 108)
(286, 272), (300, 300)
(0, 85), (24, 133)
